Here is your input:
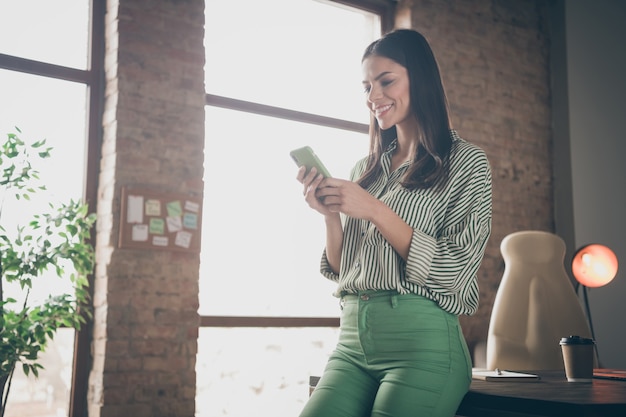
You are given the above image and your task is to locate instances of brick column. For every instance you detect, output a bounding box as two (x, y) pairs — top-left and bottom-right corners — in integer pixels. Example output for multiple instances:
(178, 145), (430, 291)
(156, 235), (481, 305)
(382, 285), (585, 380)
(89, 1), (205, 416)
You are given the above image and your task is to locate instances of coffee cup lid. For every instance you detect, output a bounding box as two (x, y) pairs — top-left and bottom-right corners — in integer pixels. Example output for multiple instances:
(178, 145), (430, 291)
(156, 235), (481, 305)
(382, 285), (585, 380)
(559, 335), (595, 345)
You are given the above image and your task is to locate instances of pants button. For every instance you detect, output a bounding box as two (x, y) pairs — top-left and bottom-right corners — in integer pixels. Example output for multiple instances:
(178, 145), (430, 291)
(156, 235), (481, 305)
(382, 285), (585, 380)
(360, 294), (370, 301)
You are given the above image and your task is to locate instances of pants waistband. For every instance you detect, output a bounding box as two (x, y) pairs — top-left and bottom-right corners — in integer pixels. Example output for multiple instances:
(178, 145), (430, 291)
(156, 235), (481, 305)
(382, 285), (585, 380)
(339, 290), (403, 309)
(340, 289), (400, 301)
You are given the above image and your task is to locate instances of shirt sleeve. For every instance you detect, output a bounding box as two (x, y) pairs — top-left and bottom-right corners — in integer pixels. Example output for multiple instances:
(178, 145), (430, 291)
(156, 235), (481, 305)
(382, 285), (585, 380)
(319, 158), (367, 282)
(404, 150), (492, 311)
(320, 249), (340, 282)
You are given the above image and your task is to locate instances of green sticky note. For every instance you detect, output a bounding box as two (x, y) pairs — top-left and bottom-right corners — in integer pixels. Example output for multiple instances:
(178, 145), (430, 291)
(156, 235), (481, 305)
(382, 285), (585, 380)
(149, 218), (165, 234)
(167, 200), (182, 217)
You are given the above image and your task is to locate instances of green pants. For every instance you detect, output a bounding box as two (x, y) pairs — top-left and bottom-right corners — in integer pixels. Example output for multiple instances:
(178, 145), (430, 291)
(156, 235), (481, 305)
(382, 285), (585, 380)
(300, 290), (471, 417)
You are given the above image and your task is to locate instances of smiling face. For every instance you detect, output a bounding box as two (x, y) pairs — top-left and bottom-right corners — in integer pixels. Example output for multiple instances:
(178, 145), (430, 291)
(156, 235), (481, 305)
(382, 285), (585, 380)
(362, 55), (413, 131)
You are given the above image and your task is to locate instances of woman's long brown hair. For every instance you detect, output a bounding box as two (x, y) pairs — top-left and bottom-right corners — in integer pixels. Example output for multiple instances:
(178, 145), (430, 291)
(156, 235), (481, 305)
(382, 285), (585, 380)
(358, 29), (452, 192)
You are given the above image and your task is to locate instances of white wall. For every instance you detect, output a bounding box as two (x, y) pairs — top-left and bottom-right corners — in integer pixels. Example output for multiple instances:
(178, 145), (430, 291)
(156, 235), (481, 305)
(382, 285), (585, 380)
(552, 0), (626, 368)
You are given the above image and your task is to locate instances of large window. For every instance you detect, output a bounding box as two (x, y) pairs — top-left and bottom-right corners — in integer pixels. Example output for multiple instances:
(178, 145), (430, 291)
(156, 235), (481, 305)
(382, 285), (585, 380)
(0, 1), (104, 416)
(201, 0), (389, 318)
(198, 0), (394, 415)
(0, 73), (88, 417)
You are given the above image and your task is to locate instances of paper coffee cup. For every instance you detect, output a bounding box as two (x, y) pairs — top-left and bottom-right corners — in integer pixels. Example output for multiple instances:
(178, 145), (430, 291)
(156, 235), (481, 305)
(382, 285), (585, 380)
(560, 335), (595, 383)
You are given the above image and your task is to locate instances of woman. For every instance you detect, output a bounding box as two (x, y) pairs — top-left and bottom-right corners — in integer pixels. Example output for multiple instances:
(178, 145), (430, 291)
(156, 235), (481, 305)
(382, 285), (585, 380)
(297, 29), (492, 417)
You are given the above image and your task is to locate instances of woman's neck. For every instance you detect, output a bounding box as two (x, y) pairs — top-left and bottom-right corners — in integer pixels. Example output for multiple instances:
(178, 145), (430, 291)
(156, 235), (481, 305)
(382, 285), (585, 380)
(391, 124), (418, 171)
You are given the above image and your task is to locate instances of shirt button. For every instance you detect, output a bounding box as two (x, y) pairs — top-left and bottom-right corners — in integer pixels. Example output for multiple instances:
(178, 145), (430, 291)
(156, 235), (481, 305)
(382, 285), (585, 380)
(354, 261), (360, 268)
(360, 294), (370, 301)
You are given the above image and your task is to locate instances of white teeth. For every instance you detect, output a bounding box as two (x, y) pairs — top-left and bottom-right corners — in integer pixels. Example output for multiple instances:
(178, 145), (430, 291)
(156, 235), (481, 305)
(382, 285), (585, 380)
(374, 104), (392, 115)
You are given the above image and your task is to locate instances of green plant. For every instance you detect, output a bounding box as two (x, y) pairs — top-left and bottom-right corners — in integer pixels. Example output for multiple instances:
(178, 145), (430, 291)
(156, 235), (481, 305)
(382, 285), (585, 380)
(0, 128), (96, 416)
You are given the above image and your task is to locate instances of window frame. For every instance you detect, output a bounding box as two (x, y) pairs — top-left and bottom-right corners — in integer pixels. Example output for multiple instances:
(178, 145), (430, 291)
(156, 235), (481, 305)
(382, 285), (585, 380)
(202, 0), (396, 328)
(0, 1), (105, 416)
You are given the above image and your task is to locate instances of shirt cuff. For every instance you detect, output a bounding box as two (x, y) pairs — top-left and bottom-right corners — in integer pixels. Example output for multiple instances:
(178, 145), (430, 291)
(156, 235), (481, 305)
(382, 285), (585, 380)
(320, 249), (339, 281)
(405, 228), (436, 286)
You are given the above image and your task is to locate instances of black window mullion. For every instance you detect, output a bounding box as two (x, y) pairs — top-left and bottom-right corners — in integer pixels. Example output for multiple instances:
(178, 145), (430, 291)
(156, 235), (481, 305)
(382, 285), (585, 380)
(0, 53), (90, 84)
(201, 316), (340, 327)
(69, 0), (106, 416)
(206, 94), (368, 134)
(322, 0), (396, 33)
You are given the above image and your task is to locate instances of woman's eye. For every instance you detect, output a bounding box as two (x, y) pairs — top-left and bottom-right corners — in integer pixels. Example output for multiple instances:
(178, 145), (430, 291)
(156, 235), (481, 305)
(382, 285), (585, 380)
(381, 79), (393, 87)
(363, 85), (371, 93)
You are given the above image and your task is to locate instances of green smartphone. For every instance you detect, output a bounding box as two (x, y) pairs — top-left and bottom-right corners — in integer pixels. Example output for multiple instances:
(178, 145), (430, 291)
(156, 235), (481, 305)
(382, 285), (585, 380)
(289, 146), (332, 178)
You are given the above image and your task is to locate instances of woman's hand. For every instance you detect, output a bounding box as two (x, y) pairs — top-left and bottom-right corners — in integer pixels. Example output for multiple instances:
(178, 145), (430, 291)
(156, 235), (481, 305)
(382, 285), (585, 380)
(297, 167), (383, 222)
(319, 177), (413, 260)
(315, 177), (382, 221)
(296, 166), (335, 217)
(297, 167), (413, 261)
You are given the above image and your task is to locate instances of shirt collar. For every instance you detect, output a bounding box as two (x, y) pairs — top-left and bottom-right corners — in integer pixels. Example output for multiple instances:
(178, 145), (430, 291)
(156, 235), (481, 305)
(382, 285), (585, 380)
(384, 138), (398, 155)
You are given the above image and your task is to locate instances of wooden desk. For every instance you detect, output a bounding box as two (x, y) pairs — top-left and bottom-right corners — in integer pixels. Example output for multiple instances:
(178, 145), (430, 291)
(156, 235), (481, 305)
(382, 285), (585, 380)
(457, 370), (626, 417)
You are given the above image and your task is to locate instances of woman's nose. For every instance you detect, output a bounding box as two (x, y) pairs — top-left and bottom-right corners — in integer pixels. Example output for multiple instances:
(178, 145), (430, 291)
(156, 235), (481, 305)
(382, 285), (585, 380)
(367, 85), (382, 102)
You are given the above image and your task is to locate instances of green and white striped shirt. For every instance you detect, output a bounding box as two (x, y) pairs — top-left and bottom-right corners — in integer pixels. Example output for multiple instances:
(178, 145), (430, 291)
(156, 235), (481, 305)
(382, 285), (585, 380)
(321, 130), (492, 316)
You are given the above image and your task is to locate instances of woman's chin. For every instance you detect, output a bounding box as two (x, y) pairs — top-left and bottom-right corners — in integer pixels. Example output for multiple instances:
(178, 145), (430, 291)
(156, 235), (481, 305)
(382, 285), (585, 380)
(375, 118), (392, 130)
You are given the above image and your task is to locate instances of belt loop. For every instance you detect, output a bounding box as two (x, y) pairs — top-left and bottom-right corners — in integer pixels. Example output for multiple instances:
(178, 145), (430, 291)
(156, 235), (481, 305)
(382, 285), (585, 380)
(391, 294), (398, 308)
(340, 297), (345, 310)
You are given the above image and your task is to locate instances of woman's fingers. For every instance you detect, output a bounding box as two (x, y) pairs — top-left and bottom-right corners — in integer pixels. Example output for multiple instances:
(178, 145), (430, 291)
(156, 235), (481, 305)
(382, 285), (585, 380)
(301, 167), (323, 195)
(314, 179), (373, 218)
(305, 173), (324, 201)
(296, 165), (307, 183)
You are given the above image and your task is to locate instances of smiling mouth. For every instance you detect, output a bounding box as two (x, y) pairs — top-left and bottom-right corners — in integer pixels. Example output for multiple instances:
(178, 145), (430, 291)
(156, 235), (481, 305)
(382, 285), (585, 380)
(374, 104), (392, 117)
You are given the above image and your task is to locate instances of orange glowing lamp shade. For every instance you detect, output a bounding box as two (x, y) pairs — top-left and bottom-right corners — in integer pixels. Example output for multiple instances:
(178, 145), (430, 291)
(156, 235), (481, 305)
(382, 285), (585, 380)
(572, 244), (619, 288)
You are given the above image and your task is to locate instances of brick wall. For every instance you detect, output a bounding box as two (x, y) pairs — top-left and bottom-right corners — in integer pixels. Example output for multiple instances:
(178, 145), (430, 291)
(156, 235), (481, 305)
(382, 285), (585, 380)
(397, 0), (553, 354)
(88, 0), (205, 416)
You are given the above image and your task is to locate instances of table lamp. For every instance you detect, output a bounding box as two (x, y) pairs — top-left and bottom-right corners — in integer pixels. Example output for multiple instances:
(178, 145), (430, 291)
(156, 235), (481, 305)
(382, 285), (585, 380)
(571, 244), (619, 353)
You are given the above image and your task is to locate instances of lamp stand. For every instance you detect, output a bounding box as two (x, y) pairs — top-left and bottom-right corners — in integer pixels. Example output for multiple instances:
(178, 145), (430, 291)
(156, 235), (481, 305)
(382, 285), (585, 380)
(578, 284), (602, 368)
